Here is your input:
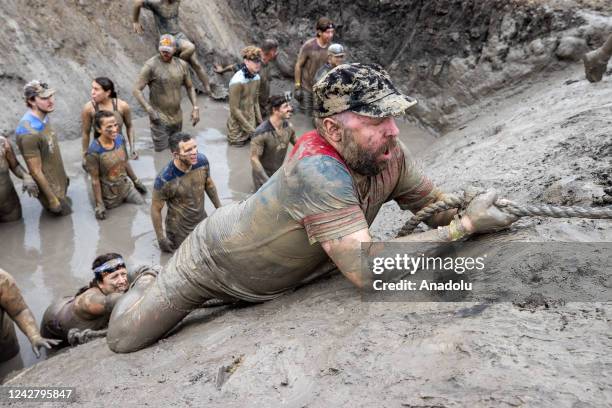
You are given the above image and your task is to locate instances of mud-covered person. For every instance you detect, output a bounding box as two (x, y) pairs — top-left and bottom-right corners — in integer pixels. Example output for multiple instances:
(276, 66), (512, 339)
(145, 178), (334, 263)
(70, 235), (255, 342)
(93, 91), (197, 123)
(81, 77), (138, 168)
(106, 63), (518, 353)
(132, 0), (212, 95)
(313, 43), (346, 84)
(250, 95), (296, 190)
(226, 46), (263, 146)
(0, 268), (59, 365)
(294, 17), (335, 116)
(15, 80), (71, 215)
(86, 111), (147, 220)
(134, 34), (200, 152)
(0, 136), (38, 222)
(152, 132), (221, 253)
(40, 253), (131, 346)
(583, 33), (612, 83)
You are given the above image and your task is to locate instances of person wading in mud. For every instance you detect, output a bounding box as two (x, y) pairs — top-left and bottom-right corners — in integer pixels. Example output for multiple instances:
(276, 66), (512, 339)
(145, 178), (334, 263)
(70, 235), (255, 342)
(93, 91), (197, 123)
(134, 34), (200, 152)
(41, 253), (137, 346)
(106, 63), (518, 353)
(583, 33), (612, 83)
(86, 111), (147, 220)
(314, 43), (346, 84)
(294, 17), (335, 116)
(15, 80), (71, 215)
(132, 0), (213, 96)
(81, 77), (138, 168)
(226, 46), (263, 146)
(0, 136), (38, 222)
(0, 269), (59, 367)
(151, 132), (221, 253)
(250, 95), (296, 190)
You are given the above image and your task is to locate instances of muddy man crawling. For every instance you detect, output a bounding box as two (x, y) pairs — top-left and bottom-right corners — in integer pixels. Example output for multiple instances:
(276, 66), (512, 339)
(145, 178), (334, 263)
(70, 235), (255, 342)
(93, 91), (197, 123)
(106, 64), (518, 353)
(583, 33), (612, 83)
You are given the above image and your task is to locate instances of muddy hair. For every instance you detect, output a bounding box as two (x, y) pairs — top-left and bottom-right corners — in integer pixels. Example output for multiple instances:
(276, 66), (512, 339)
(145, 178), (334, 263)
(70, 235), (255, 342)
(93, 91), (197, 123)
(316, 17), (334, 36)
(261, 39), (278, 52)
(270, 95), (288, 114)
(241, 45), (262, 60)
(75, 252), (123, 296)
(94, 77), (118, 99)
(93, 110), (116, 138)
(169, 132), (194, 153)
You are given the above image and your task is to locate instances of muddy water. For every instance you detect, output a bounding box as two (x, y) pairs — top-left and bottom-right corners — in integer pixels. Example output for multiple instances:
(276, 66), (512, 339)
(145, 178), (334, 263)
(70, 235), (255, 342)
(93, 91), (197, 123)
(0, 96), (434, 374)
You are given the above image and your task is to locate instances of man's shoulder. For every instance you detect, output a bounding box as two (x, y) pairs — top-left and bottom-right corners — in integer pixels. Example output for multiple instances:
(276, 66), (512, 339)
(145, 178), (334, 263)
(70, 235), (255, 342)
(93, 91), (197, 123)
(229, 69), (247, 87)
(193, 153), (209, 170)
(174, 57), (189, 70)
(15, 112), (45, 137)
(154, 160), (181, 190)
(252, 120), (273, 137)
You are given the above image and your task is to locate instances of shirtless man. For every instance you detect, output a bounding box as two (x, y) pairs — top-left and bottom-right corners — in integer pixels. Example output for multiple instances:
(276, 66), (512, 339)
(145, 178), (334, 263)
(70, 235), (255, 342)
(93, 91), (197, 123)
(132, 0), (212, 95)
(106, 63), (517, 353)
(15, 80), (71, 215)
(313, 43), (346, 84)
(133, 34), (200, 152)
(1, 268), (59, 364)
(85, 111), (147, 220)
(0, 136), (38, 222)
(583, 33), (612, 83)
(226, 46), (263, 146)
(41, 253), (132, 345)
(250, 95), (296, 190)
(294, 17), (335, 116)
(152, 132), (221, 252)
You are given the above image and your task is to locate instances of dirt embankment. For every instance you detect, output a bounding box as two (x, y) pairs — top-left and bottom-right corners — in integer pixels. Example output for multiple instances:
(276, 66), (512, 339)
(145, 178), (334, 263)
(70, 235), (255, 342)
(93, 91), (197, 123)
(1, 0), (612, 139)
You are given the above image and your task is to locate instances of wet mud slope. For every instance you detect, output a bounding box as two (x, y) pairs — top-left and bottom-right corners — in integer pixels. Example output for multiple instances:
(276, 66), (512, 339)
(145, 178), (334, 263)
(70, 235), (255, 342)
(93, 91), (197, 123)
(5, 62), (612, 407)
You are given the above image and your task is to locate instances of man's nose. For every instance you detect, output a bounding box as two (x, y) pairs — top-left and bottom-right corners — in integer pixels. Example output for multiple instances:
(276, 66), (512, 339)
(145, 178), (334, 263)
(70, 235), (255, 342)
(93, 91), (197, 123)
(384, 117), (399, 138)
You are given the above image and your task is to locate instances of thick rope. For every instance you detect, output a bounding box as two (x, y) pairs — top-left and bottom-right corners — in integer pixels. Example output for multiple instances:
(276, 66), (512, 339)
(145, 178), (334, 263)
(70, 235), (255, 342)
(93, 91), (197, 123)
(397, 193), (612, 237)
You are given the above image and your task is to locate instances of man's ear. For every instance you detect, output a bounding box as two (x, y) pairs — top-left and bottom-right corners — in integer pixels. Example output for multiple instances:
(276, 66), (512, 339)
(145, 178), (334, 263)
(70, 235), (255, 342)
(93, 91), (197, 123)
(323, 118), (342, 143)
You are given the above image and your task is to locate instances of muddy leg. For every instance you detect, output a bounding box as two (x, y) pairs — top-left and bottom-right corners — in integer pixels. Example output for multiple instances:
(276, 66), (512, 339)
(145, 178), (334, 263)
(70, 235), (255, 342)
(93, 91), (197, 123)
(125, 186), (144, 205)
(583, 33), (612, 83)
(106, 275), (188, 353)
(179, 41), (211, 94)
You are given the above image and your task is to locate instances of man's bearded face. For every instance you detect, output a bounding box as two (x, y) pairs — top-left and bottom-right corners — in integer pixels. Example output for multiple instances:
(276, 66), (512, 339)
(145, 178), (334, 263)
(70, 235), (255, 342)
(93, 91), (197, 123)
(339, 125), (397, 176)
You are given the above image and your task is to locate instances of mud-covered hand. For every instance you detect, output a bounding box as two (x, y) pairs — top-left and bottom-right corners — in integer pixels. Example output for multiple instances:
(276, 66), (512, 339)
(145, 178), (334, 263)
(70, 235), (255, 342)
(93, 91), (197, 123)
(462, 190), (518, 234)
(158, 237), (175, 253)
(95, 203), (106, 220)
(58, 197), (72, 216)
(29, 334), (62, 358)
(213, 64), (225, 74)
(133, 22), (144, 35)
(130, 149), (139, 160)
(133, 178), (147, 194)
(22, 174), (39, 197)
(147, 108), (161, 124)
(191, 107), (200, 126)
(48, 196), (63, 214)
(294, 84), (303, 102)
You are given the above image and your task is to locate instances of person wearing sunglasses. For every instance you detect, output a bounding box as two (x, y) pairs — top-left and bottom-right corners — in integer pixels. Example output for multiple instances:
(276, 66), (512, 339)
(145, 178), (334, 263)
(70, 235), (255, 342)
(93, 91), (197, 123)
(40, 253), (130, 346)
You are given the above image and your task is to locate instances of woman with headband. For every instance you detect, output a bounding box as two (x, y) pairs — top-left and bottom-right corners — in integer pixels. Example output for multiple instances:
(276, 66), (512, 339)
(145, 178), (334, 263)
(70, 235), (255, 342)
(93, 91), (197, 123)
(40, 253), (130, 346)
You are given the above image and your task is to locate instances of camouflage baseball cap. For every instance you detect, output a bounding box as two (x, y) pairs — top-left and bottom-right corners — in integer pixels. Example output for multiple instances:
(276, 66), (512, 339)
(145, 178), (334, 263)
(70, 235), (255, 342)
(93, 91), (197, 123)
(23, 80), (55, 100)
(313, 63), (417, 118)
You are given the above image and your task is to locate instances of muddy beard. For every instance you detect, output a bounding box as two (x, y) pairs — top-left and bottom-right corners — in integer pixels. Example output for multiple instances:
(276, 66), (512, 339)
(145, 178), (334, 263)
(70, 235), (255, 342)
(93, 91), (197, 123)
(340, 128), (395, 176)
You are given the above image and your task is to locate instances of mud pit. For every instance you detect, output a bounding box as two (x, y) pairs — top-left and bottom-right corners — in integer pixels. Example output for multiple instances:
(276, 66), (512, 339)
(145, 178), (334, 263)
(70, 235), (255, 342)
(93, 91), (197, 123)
(1, 0), (612, 406)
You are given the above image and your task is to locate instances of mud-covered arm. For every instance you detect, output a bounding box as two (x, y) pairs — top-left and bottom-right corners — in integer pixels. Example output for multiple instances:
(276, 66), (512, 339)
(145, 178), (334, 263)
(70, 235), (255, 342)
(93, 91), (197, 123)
(121, 102), (136, 155)
(4, 138), (28, 180)
(75, 290), (123, 318)
(0, 271), (45, 343)
(133, 65), (154, 114)
(184, 67), (198, 109)
(205, 173), (222, 208)
(250, 136), (269, 183)
(19, 134), (58, 206)
(294, 45), (308, 87)
(229, 84), (256, 133)
(150, 197), (166, 241)
(255, 85), (263, 124)
(86, 153), (104, 208)
(132, 0), (144, 24)
(81, 105), (94, 157)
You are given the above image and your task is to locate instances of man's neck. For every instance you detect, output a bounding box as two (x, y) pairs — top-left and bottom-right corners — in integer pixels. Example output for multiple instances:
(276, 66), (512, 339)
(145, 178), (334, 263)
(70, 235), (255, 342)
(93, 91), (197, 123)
(173, 158), (191, 172)
(269, 114), (283, 130)
(29, 108), (47, 122)
(316, 37), (328, 48)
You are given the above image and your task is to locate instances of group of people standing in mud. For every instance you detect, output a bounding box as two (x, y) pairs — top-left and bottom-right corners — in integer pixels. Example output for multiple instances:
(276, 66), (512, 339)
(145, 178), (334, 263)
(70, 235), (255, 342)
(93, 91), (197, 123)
(2, 0), (612, 378)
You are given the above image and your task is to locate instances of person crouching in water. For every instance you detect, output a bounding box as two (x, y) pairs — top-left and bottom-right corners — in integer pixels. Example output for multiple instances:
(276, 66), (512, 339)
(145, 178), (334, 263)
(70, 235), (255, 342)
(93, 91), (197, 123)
(40, 253), (130, 346)
(85, 111), (147, 220)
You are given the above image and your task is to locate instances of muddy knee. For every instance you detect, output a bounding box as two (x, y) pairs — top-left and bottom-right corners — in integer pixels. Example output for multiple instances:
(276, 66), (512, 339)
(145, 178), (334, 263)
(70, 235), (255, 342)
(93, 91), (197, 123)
(179, 41), (195, 60)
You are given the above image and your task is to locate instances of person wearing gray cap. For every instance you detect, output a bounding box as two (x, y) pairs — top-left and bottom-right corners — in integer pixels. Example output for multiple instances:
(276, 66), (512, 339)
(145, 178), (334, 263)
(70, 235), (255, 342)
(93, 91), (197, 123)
(133, 34), (199, 152)
(105, 64), (517, 353)
(15, 80), (71, 215)
(132, 0), (212, 96)
(313, 43), (346, 84)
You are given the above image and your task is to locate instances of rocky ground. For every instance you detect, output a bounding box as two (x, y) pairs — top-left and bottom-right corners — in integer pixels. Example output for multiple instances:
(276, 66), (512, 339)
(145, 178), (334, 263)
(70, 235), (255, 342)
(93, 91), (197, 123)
(1, 1), (612, 407)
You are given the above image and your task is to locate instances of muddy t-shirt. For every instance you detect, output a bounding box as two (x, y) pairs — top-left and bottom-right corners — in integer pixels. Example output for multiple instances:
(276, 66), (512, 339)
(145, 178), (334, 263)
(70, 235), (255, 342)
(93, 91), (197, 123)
(297, 38), (329, 91)
(138, 55), (192, 125)
(227, 68), (262, 144)
(15, 111), (69, 209)
(86, 134), (132, 209)
(143, 0), (181, 35)
(0, 137), (20, 219)
(251, 119), (297, 177)
(0, 269), (28, 361)
(153, 153), (210, 246)
(159, 130), (440, 304)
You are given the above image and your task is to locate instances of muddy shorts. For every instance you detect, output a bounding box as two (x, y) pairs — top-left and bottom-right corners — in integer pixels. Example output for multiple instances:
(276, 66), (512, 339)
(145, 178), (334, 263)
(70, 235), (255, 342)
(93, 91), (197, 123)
(0, 311), (19, 362)
(150, 120), (182, 152)
(174, 32), (189, 53)
(300, 89), (314, 116)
